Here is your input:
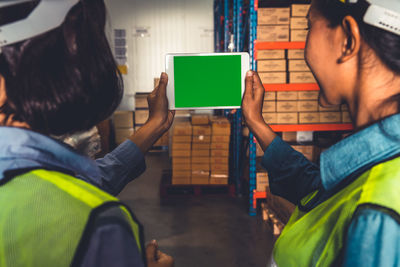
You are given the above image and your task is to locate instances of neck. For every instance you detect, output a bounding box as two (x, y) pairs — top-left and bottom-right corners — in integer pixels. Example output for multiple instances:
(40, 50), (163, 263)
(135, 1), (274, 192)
(347, 63), (400, 130)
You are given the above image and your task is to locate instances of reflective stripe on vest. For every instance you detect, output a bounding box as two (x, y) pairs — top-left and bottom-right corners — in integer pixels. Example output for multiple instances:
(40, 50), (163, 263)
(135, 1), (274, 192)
(273, 156), (400, 267)
(0, 169), (143, 267)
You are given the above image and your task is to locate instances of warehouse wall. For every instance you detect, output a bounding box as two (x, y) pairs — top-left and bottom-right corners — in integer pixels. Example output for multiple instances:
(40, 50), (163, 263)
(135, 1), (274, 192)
(104, 0), (214, 110)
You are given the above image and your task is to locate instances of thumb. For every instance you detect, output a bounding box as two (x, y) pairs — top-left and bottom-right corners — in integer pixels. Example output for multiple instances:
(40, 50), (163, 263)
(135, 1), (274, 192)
(157, 72), (168, 96)
(244, 70), (254, 99)
(146, 240), (158, 262)
(252, 71), (265, 101)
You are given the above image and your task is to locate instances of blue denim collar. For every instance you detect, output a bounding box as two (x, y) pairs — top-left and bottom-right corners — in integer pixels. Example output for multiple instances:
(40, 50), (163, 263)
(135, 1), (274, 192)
(320, 114), (400, 191)
(0, 127), (100, 181)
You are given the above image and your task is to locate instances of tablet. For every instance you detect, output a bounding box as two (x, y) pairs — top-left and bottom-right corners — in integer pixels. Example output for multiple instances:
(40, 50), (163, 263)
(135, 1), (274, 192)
(166, 52), (250, 110)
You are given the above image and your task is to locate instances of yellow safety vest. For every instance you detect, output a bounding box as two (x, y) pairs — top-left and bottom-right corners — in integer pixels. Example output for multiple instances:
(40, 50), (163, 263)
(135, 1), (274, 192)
(0, 169), (144, 267)
(273, 156), (400, 266)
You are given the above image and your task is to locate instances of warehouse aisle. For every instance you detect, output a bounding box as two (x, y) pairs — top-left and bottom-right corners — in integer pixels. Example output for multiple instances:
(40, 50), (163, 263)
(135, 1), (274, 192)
(118, 152), (274, 267)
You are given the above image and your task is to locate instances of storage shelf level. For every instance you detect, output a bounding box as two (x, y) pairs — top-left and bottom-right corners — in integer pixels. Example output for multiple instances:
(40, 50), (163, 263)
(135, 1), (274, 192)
(255, 41), (306, 50)
(270, 124), (353, 132)
(263, 83), (319, 91)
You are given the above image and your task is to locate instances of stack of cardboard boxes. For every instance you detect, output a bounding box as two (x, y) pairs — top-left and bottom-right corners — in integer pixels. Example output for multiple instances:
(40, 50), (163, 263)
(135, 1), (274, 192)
(210, 117), (231, 185)
(171, 120), (192, 184)
(113, 111), (134, 145)
(191, 115), (211, 185)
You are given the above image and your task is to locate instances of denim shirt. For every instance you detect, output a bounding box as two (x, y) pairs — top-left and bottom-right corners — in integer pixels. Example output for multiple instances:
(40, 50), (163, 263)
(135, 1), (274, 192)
(0, 127), (147, 267)
(262, 114), (400, 267)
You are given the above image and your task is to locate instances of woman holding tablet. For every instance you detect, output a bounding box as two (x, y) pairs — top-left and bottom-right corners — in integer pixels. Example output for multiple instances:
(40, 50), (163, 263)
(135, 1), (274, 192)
(242, 0), (400, 266)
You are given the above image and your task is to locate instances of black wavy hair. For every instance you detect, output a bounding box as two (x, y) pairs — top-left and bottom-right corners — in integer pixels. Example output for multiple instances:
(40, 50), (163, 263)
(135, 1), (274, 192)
(0, 0), (123, 136)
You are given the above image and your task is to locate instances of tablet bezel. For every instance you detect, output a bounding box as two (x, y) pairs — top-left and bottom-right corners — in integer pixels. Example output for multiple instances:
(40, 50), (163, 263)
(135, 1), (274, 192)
(165, 52), (250, 110)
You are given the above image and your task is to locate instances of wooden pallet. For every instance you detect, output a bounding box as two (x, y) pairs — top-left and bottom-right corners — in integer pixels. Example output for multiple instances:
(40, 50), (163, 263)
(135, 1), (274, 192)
(160, 170), (235, 198)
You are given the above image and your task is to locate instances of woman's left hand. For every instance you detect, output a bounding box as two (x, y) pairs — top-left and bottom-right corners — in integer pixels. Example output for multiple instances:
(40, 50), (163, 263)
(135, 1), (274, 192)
(147, 72), (175, 132)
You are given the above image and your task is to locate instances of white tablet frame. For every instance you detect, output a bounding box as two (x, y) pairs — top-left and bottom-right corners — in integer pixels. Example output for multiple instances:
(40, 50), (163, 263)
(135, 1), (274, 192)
(165, 52), (250, 110)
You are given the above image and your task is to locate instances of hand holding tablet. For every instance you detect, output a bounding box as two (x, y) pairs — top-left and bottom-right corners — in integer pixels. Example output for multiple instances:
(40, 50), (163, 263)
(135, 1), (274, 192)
(165, 53), (250, 110)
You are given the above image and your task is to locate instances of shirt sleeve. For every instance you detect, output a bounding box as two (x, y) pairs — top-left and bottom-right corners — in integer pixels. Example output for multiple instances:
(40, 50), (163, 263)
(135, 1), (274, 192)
(261, 136), (321, 204)
(80, 223), (145, 267)
(94, 140), (146, 196)
(342, 207), (400, 267)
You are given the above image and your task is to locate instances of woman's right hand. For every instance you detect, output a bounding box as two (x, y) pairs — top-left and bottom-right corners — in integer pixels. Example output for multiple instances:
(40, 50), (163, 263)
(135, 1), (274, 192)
(146, 240), (174, 267)
(242, 71), (277, 151)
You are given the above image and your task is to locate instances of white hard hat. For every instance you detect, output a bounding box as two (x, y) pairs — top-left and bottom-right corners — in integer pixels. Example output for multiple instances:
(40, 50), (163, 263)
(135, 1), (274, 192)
(0, 0), (79, 51)
(339, 0), (400, 36)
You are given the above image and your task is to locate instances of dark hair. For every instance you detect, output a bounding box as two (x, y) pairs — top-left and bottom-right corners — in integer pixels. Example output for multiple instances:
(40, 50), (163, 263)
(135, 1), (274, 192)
(314, 0), (400, 75)
(0, 0), (123, 136)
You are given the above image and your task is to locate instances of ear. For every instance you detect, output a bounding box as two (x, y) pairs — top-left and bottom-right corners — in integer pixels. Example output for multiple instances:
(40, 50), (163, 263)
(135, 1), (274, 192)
(338, 15), (361, 63)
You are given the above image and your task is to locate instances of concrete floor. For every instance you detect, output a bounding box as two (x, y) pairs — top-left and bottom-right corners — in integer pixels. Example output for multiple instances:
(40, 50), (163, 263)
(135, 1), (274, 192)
(118, 152), (274, 267)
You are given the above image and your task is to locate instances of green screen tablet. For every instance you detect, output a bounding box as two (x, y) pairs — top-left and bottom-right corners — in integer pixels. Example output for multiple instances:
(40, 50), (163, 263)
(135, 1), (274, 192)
(166, 53), (249, 110)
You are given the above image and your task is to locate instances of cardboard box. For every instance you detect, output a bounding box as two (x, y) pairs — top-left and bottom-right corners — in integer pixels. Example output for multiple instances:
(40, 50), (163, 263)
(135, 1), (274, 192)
(175, 110), (192, 116)
(173, 157), (191, 165)
(319, 112), (341, 123)
(257, 50), (285, 60)
(342, 111), (352, 123)
(277, 113), (298, 124)
(291, 145), (315, 161)
(287, 49), (305, 59)
(172, 178), (191, 185)
(115, 128), (134, 145)
(289, 72), (316, 83)
(192, 171), (210, 184)
(173, 163), (191, 171)
(211, 135), (230, 143)
(258, 7), (290, 25)
(318, 105), (340, 112)
(172, 135), (192, 143)
(192, 135), (211, 144)
(135, 94), (149, 109)
(277, 91), (298, 100)
(210, 157), (229, 164)
(192, 143), (210, 150)
(290, 29), (308, 42)
(257, 25), (289, 42)
(257, 172), (269, 192)
(259, 72), (287, 84)
(263, 101), (277, 112)
(193, 125), (211, 136)
(172, 122), (192, 136)
(264, 91), (277, 101)
(191, 157), (210, 164)
(134, 110), (149, 125)
(291, 4), (311, 17)
(298, 91), (319, 100)
(282, 132), (297, 142)
(209, 178), (228, 185)
(211, 172), (229, 178)
(262, 113), (278, 124)
(258, 59), (286, 72)
(211, 163), (229, 171)
(298, 101), (318, 112)
(172, 150), (191, 157)
(288, 59), (310, 72)
(191, 114), (210, 125)
(192, 163), (210, 171)
(341, 104), (349, 111)
(114, 111), (134, 128)
(192, 149), (210, 157)
(211, 150), (230, 157)
(211, 117), (231, 136)
(277, 101), (298, 112)
(290, 17), (308, 29)
(211, 142), (230, 150)
(172, 143), (191, 150)
(299, 112), (320, 124)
